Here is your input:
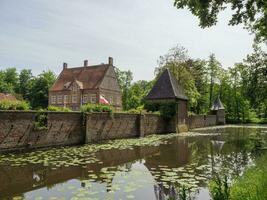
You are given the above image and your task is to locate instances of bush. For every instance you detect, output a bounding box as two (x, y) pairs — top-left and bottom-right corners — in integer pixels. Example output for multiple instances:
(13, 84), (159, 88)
(0, 100), (30, 110)
(209, 175), (230, 200)
(33, 110), (48, 130)
(80, 103), (112, 113)
(127, 106), (145, 114)
(144, 101), (176, 119)
(47, 106), (71, 112)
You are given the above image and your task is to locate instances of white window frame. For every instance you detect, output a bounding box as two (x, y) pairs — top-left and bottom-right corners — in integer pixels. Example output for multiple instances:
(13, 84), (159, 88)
(72, 94), (77, 103)
(64, 95), (68, 104)
(83, 94), (88, 104)
(57, 95), (63, 104)
(51, 95), (56, 104)
(91, 94), (96, 104)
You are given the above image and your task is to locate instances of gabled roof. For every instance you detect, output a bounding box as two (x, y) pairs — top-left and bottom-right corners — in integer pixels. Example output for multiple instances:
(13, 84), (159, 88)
(145, 69), (188, 101)
(211, 96), (225, 110)
(50, 64), (109, 91)
(0, 93), (17, 101)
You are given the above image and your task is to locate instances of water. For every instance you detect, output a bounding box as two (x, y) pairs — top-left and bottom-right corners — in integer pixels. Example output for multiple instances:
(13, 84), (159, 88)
(0, 125), (266, 200)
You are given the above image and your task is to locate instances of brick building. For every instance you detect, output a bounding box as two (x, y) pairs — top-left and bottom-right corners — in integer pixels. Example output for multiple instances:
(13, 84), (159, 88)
(49, 57), (122, 111)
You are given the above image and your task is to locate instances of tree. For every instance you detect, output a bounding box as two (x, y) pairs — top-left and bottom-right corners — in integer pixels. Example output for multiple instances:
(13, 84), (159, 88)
(19, 69), (34, 101)
(0, 68), (19, 94)
(207, 54), (222, 108)
(30, 71), (56, 109)
(174, 0), (267, 42)
(114, 67), (133, 110)
(155, 45), (200, 109)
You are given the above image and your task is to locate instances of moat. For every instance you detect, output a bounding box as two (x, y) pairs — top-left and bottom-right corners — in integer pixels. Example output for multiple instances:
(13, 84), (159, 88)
(0, 125), (266, 200)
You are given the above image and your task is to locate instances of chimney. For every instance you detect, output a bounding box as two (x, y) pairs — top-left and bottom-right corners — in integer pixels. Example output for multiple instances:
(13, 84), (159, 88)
(63, 62), (68, 69)
(108, 57), (113, 66)
(84, 60), (88, 67)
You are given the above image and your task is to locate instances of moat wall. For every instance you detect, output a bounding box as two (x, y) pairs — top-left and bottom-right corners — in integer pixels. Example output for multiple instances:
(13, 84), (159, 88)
(0, 110), (221, 152)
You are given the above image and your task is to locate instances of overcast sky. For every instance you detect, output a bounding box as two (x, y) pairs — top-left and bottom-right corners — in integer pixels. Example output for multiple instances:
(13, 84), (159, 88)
(0, 0), (254, 81)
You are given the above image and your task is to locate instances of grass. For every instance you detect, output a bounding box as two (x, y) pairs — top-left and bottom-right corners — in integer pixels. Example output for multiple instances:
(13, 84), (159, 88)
(230, 153), (267, 200)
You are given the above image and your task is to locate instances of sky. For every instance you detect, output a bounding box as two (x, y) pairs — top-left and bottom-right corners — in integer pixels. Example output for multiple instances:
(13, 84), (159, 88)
(0, 0), (255, 81)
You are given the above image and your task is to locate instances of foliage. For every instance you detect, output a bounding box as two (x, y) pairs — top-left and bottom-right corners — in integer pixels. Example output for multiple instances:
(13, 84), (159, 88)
(80, 103), (113, 113)
(209, 175), (231, 200)
(229, 153), (267, 200)
(47, 106), (71, 112)
(114, 67), (133, 110)
(155, 45), (200, 109)
(144, 101), (176, 119)
(30, 71), (56, 109)
(174, 0), (267, 42)
(33, 110), (48, 130)
(0, 100), (30, 110)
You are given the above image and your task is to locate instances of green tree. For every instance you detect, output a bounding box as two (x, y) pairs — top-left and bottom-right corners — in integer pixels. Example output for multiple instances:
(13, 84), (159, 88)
(155, 45), (200, 109)
(174, 0), (267, 42)
(114, 67), (133, 110)
(19, 69), (34, 101)
(30, 71), (56, 109)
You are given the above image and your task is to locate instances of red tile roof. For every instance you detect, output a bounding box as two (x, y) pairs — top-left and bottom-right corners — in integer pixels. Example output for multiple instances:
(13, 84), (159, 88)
(0, 93), (17, 101)
(50, 64), (109, 91)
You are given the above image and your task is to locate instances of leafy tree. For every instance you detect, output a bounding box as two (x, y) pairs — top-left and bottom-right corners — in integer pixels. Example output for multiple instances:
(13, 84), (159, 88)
(30, 71), (56, 109)
(114, 67), (133, 110)
(174, 0), (267, 42)
(19, 69), (34, 101)
(155, 45), (200, 109)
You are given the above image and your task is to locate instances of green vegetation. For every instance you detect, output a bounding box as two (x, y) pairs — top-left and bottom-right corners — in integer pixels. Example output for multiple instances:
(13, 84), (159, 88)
(47, 105), (71, 112)
(209, 153), (267, 200)
(0, 69), (56, 109)
(173, 0), (267, 43)
(0, 100), (29, 110)
(33, 110), (48, 130)
(144, 101), (177, 119)
(80, 103), (113, 113)
(230, 154), (267, 200)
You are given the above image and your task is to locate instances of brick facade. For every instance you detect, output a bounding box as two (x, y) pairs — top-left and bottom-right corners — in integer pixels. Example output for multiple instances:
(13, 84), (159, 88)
(49, 57), (122, 111)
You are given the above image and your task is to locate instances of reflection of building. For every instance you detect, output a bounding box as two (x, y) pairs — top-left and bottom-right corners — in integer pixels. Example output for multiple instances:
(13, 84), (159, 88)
(49, 57), (122, 111)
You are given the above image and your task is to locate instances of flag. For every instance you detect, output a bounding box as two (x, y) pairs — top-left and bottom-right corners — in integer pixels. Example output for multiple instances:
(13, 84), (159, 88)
(99, 95), (109, 105)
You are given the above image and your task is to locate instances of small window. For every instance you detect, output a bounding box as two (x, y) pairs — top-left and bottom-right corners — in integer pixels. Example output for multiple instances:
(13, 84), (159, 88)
(57, 95), (63, 104)
(91, 94), (96, 104)
(64, 95), (68, 104)
(83, 94), (88, 104)
(73, 84), (78, 92)
(51, 95), (56, 104)
(72, 95), (77, 103)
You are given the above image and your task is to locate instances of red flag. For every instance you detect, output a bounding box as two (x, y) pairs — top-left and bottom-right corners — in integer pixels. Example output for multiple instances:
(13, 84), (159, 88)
(99, 95), (109, 104)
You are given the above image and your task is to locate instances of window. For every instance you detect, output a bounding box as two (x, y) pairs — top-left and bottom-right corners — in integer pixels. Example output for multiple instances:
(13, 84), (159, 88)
(91, 94), (96, 104)
(83, 94), (88, 104)
(51, 95), (56, 104)
(57, 95), (63, 104)
(72, 95), (77, 103)
(72, 84), (78, 92)
(64, 95), (68, 104)
(109, 96), (113, 104)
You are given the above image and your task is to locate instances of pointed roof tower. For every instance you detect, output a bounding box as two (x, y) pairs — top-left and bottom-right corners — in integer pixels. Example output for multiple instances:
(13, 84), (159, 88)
(145, 69), (188, 101)
(211, 96), (225, 110)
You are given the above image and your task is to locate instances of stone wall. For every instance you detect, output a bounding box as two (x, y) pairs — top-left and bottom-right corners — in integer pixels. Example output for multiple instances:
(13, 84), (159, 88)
(0, 110), (222, 152)
(86, 113), (140, 142)
(188, 115), (217, 129)
(0, 111), (84, 152)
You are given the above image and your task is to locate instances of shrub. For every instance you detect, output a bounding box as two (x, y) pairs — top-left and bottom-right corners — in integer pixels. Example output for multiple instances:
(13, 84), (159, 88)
(47, 106), (71, 112)
(209, 175), (230, 200)
(0, 100), (30, 110)
(33, 110), (48, 130)
(80, 103), (112, 113)
(144, 101), (176, 119)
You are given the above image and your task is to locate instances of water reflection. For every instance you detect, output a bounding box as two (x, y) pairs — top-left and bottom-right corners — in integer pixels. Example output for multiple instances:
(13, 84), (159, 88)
(0, 126), (266, 200)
